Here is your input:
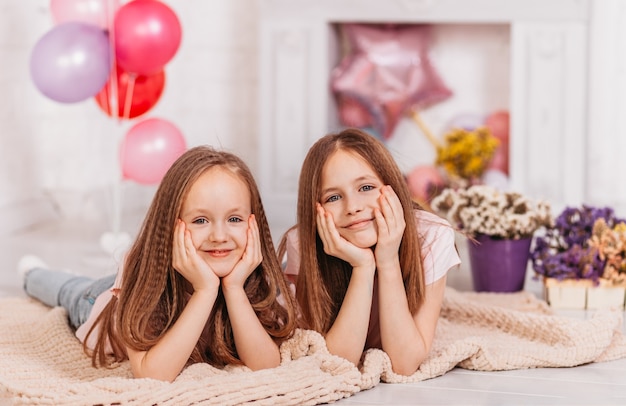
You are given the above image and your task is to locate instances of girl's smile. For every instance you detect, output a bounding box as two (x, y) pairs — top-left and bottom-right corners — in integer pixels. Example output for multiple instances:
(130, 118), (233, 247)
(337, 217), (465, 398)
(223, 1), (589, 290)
(320, 149), (384, 248)
(343, 218), (374, 230)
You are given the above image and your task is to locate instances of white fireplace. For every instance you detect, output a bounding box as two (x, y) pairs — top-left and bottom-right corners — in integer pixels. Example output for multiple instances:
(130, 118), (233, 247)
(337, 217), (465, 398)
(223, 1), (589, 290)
(258, 0), (625, 236)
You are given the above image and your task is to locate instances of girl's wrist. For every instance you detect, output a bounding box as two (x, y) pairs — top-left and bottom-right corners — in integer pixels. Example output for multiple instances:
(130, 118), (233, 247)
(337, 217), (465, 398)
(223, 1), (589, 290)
(220, 284), (249, 303)
(375, 257), (400, 271)
(220, 280), (246, 295)
(351, 262), (376, 277)
(375, 260), (402, 282)
(190, 285), (219, 301)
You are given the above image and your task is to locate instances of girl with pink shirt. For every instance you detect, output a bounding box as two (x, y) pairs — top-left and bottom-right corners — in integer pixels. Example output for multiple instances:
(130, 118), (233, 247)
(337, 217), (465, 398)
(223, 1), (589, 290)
(278, 128), (460, 376)
(20, 146), (298, 382)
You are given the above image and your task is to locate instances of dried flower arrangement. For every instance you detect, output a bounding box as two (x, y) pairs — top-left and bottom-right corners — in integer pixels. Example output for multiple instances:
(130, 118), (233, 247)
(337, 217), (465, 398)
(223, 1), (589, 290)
(531, 205), (626, 285)
(589, 218), (626, 284)
(430, 184), (553, 240)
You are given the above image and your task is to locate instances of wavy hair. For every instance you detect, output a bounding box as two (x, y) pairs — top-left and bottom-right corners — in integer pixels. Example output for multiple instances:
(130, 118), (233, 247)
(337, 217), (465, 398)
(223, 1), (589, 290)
(86, 145), (297, 368)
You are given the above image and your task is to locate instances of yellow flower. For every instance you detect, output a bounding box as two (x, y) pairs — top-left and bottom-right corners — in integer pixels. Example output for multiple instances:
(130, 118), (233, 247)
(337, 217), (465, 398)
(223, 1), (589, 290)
(435, 126), (499, 181)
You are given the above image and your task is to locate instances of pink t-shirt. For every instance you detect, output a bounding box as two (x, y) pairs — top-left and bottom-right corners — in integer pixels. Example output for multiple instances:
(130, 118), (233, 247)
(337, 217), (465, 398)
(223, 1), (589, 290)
(283, 209), (460, 349)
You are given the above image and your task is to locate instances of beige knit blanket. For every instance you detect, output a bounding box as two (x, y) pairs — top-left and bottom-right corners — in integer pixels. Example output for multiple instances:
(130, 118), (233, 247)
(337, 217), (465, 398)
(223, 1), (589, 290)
(1, 288), (625, 405)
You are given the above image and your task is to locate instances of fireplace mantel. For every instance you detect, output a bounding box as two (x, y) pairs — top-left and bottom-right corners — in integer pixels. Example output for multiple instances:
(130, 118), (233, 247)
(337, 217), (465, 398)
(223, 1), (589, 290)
(259, 0), (588, 23)
(258, 0), (599, 236)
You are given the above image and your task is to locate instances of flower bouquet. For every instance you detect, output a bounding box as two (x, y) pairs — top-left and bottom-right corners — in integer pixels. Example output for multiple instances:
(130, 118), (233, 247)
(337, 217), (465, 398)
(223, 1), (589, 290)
(430, 184), (553, 240)
(435, 126), (499, 188)
(431, 185), (552, 292)
(531, 205), (626, 309)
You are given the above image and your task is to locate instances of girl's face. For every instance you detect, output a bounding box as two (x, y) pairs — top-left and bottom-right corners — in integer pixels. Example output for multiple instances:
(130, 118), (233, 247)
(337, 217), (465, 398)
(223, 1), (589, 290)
(179, 167), (252, 277)
(319, 149), (384, 248)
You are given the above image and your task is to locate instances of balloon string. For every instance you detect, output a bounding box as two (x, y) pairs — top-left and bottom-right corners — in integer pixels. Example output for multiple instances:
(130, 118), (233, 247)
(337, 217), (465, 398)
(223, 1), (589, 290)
(106, 0), (121, 237)
(409, 109), (441, 149)
(106, 0), (118, 123)
(122, 75), (136, 121)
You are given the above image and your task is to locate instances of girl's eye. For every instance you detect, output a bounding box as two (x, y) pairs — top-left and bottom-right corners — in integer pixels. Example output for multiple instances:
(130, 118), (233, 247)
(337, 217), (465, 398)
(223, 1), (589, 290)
(325, 195), (340, 203)
(192, 218), (208, 225)
(228, 216), (244, 223)
(360, 185), (375, 192)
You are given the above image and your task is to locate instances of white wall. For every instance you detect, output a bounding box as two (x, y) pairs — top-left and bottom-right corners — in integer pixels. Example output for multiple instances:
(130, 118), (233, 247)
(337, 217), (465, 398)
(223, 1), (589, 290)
(0, 0), (260, 236)
(2, 0), (626, 240)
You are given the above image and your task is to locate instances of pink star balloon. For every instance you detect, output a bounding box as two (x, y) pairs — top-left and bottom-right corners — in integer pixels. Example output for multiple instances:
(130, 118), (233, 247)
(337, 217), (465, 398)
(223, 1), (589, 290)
(331, 24), (453, 140)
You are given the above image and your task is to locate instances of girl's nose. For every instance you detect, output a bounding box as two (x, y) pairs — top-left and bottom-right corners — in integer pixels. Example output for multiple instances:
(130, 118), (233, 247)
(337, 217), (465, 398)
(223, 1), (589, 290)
(345, 194), (364, 215)
(208, 223), (227, 242)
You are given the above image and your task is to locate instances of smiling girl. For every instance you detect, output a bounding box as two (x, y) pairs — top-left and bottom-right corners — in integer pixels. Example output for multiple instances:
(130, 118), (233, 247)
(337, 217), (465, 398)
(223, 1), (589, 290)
(279, 128), (460, 375)
(20, 146), (297, 381)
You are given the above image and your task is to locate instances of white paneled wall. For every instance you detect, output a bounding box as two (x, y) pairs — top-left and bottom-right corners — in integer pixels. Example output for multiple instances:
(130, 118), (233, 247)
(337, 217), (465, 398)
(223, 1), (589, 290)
(258, 0), (593, 236)
(2, 0), (626, 239)
(256, 0), (626, 237)
(0, 0), (259, 236)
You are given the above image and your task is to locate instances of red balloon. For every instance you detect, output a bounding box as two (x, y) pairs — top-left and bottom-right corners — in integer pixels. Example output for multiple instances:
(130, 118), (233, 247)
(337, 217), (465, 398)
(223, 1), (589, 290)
(94, 65), (165, 119)
(114, 0), (182, 75)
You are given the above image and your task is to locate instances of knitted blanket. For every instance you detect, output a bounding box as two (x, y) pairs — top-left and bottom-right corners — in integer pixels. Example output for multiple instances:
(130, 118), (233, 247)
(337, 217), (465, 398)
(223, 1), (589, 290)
(1, 288), (625, 406)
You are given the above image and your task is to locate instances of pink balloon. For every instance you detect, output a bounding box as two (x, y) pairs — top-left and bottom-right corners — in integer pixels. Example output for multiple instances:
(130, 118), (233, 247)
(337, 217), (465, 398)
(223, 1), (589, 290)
(114, 0), (182, 75)
(121, 118), (187, 184)
(485, 110), (510, 175)
(50, 0), (119, 29)
(331, 24), (453, 140)
(406, 165), (446, 204)
(337, 95), (372, 128)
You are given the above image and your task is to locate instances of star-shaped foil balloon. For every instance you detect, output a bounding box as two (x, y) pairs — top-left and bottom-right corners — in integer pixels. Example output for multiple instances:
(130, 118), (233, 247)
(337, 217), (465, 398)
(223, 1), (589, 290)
(331, 24), (453, 140)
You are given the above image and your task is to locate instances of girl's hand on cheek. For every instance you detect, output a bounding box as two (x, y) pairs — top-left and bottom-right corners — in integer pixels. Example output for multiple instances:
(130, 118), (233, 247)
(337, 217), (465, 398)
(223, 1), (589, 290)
(316, 203), (374, 269)
(374, 186), (405, 269)
(222, 215), (262, 290)
(172, 219), (219, 292)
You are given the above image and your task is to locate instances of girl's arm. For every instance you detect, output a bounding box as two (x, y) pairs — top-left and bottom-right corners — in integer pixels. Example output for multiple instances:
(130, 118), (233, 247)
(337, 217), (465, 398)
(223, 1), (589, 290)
(221, 215), (281, 370)
(127, 220), (220, 382)
(316, 204), (377, 365)
(377, 268), (446, 375)
(374, 186), (448, 375)
(126, 289), (218, 381)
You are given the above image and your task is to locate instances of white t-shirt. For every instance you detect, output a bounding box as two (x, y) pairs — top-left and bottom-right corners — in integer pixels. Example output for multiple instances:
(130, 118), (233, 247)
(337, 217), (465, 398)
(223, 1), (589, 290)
(283, 209), (461, 349)
(284, 209), (460, 285)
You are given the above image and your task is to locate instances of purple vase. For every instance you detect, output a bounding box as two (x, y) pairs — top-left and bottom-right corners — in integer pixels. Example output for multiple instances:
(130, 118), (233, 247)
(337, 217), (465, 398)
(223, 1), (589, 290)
(467, 234), (532, 292)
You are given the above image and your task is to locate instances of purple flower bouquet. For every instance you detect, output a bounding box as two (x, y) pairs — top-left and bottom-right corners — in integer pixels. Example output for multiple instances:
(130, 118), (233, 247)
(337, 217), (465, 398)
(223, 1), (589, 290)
(531, 205), (625, 283)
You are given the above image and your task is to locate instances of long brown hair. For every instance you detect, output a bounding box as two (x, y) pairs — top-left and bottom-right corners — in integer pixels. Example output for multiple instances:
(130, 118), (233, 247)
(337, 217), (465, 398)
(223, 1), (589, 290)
(86, 145), (297, 368)
(282, 128), (425, 334)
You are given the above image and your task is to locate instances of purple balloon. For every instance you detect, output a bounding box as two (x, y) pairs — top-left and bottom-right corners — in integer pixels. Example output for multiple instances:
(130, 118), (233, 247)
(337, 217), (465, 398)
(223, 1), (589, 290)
(30, 22), (111, 103)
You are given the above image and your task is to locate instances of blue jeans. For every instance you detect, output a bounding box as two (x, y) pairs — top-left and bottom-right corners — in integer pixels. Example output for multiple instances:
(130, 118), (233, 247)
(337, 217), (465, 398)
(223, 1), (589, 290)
(23, 268), (116, 329)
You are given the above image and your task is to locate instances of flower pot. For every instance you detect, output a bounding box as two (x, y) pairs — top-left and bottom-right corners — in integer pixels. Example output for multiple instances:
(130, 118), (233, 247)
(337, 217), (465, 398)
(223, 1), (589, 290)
(467, 234), (532, 292)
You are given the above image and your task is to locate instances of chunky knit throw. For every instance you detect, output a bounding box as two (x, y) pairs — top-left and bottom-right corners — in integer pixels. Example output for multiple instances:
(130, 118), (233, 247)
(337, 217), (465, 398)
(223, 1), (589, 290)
(1, 288), (625, 405)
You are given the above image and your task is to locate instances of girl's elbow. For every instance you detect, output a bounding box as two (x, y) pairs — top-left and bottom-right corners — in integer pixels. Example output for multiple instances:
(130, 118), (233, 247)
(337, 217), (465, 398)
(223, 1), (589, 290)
(390, 350), (428, 376)
(131, 368), (177, 382)
(391, 360), (420, 376)
(130, 362), (179, 382)
(247, 353), (282, 371)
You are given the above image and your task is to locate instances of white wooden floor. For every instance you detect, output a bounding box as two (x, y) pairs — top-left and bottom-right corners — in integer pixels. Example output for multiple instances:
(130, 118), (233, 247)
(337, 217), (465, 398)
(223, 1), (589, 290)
(1, 218), (625, 405)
